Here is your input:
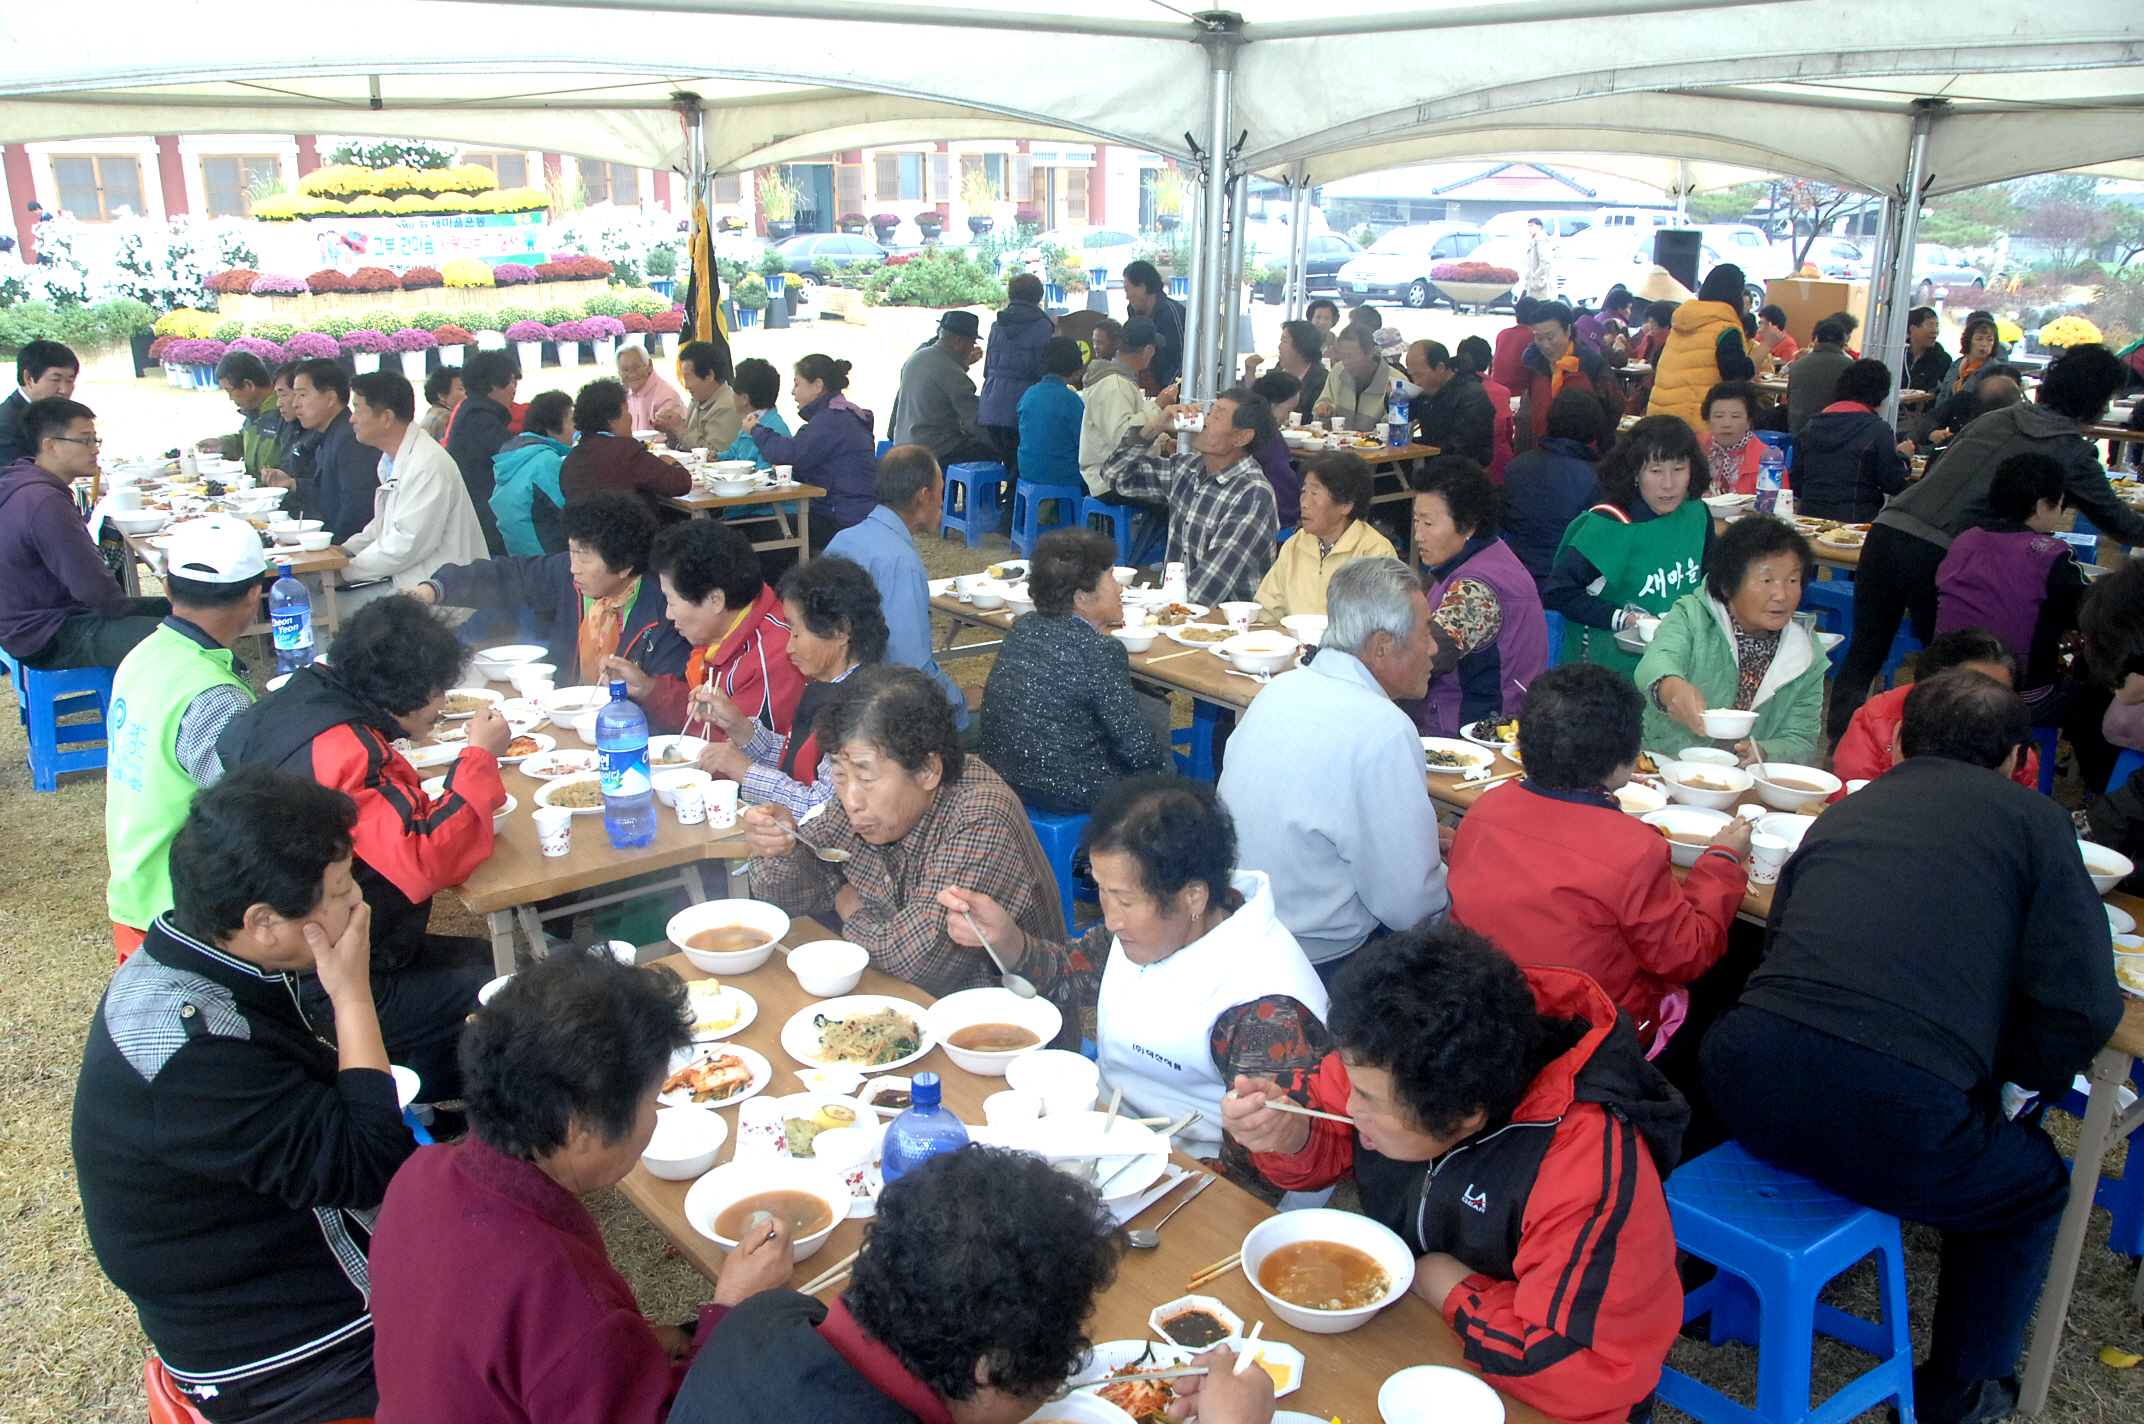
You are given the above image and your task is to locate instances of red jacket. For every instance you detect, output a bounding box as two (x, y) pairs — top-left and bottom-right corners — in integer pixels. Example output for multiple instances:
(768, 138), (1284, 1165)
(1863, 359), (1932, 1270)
(642, 583), (806, 739)
(372, 1137), (718, 1424)
(1832, 684), (2040, 794)
(1492, 321), (1536, 395)
(1253, 966), (1684, 1424)
(1448, 781), (1743, 1043)
(1482, 375), (1516, 482)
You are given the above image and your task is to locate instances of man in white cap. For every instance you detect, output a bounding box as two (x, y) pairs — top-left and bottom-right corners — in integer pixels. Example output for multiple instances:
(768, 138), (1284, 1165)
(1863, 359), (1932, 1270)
(105, 517), (269, 962)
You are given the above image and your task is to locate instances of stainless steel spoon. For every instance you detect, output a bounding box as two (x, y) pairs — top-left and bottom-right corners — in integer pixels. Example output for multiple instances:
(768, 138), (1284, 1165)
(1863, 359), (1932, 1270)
(960, 910), (1038, 998)
(789, 826), (852, 863)
(1127, 1174), (1213, 1248)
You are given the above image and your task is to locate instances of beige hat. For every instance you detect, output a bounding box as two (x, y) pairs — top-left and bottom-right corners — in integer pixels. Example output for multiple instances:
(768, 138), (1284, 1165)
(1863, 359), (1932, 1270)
(1632, 267), (1694, 303)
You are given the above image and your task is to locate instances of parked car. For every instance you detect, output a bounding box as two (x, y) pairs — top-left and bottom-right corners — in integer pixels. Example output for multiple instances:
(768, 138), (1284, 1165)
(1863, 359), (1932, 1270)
(1249, 230), (1363, 296)
(773, 232), (890, 282)
(1803, 236), (1871, 281)
(1693, 224), (1793, 283)
(1334, 223), (1487, 307)
(1912, 243), (1986, 304)
(1530, 227), (1773, 311)
(1016, 227), (1143, 287)
(1479, 210), (1597, 242)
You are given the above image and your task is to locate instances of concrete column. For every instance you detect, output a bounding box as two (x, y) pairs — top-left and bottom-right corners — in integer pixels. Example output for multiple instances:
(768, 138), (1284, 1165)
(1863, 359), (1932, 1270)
(294, 134), (321, 177)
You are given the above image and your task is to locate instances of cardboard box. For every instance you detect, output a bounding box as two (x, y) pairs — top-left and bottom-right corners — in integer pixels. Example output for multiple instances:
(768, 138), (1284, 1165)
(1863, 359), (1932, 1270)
(1765, 278), (1873, 347)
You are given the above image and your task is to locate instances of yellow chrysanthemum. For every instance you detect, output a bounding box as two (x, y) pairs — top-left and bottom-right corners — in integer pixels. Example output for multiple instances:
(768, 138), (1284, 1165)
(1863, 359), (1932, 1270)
(2039, 315), (2104, 348)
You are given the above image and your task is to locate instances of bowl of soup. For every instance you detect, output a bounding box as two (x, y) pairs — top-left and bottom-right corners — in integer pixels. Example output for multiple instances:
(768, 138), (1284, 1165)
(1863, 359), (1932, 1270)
(682, 1157), (850, 1262)
(1750, 763), (1842, 810)
(1239, 1207), (1415, 1334)
(1640, 806), (1735, 867)
(667, 898), (790, 973)
(1661, 761), (1754, 811)
(2082, 841), (2135, 896)
(925, 987), (1064, 1076)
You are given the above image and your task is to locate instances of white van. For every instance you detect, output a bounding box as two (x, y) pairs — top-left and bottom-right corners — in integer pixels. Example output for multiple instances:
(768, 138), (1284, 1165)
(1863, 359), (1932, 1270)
(1478, 209), (1595, 242)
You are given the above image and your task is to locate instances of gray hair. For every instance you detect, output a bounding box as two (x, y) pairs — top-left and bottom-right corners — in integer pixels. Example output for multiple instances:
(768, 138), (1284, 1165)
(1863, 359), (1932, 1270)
(1323, 556), (1423, 656)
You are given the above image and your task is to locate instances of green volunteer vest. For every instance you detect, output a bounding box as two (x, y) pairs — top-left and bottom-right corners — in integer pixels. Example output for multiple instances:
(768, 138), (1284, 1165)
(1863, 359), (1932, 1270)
(1552, 498), (1710, 676)
(105, 623), (252, 930)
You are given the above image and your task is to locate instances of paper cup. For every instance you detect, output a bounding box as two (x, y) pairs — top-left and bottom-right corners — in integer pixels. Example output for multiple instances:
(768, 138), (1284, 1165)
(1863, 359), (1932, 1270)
(1735, 803), (1769, 824)
(675, 779), (708, 824)
(709, 779), (740, 829)
(1122, 605), (1148, 629)
(773, 464), (794, 482)
(1845, 778), (1871, 794)
(735, 1097), (786, 1158)
(1220, 600), (1258, 631)
(1749, 832), (1791, 886)
(534, 805), (574, 857)
(114, 486), (143, 512)
(984, 1090), (1042, 1127)
(608, 939), (639, 965)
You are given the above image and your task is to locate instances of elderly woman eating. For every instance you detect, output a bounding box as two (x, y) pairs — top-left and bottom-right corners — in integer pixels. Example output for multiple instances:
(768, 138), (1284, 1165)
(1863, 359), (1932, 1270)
(1252, 449), (1397, 621)
(369, 948), (795, 1423)
(1633, 513), (1827, 764)
(980, 527), (1170, 814)
(743, 664), (1062, 997)
(1402, 456), (1549, 737)
(688, 554), (887, 818)
(939, 774), (1331, 1190)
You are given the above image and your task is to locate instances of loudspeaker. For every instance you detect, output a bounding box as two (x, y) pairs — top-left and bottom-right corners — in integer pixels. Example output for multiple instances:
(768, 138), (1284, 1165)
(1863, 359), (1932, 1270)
(1654, 229), (1703, 293)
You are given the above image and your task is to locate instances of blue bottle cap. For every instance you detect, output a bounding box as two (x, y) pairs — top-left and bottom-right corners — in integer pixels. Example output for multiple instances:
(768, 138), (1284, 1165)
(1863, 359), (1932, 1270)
(910, 1071), (941, 1106)
(609, 679), (628, 698)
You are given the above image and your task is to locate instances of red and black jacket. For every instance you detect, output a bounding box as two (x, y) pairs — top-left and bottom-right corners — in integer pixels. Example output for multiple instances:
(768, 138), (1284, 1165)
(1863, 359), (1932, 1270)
(1255, 966), (1688, 1424)
(218, 665), (505, 970)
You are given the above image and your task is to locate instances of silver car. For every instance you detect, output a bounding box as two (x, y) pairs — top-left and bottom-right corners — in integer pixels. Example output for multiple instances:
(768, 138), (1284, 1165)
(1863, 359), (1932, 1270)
(1912, 244), (1986, 304)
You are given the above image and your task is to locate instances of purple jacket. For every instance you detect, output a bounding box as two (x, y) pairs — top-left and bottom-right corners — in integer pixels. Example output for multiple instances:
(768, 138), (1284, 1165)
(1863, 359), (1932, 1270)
(1404, 534), (1549, 737)
(1935, 525), (2076, 680)
(0, 457), (130, 658)
(979, 300), (1057, 428)
(1250, 431), (1302, 528)
(751, 392), (877, 532)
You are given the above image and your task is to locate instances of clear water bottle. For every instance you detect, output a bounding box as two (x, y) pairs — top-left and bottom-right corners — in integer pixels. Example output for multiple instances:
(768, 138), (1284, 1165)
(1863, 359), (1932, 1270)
(879, 1072), (970, 1185)
(595, 679), (656, 849)
(268, 557), (315, 675)
(1755, 442), (1786, 515)
(1387, 394), (1411, 448)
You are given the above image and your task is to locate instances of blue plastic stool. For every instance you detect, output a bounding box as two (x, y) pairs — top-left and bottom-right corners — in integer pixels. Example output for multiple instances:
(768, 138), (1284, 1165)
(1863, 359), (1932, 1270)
(2034, 725), (2061, 795)
(1797, 578), (1855, 637)
(1080, 497), (1138, 565)
(1025, 807), (1096, 935)
(1009, 480), (1085, 558)
(1754, 429), (1794, 465)
(1171, 701), (1227, 782)
(939, 461), (1007, 548)
(876, 439), (892, 458)
(2, 650), (116, 792)
(1660, 1141), (1916, 1424)
(2111, 746), (2144, 794)
(1543, 610), (1565, 669)
(1276, 527), (1294, 546)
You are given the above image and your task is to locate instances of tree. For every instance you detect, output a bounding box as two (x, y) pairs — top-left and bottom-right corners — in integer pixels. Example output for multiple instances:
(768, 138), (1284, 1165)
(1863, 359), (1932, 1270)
(1685, 182), (1767, 225)
(1780, 180), (1867, 269)
(1919, 184), (2022, 249)
(2026, 201), (2113, 274)
(2012, 173), (2100, 208)
(2104, 202), (2144, 268)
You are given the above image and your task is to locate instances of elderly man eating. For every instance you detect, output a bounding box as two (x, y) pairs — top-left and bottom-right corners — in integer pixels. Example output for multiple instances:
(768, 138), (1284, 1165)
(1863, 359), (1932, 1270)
(618, 343), (685, 434)
(1100, 387), (1281, 605)
(1219, 556), (1447, 985)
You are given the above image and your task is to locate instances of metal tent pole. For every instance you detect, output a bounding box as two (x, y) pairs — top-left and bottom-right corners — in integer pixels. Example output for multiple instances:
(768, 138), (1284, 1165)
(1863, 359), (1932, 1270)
(1873, 100), (1942, 428)
(1182, 163), (1206, 401)
(1286, 167), (1310, 320)
(1220, 172), (1249, 388)
(1187, 16), (1242, 401)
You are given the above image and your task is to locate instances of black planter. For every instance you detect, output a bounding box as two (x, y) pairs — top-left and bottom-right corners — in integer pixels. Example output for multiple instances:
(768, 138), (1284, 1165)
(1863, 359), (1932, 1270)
(720, 300), (738, 330)
(541, 341), (559, 367)
(916, 220), (945, 243)
(871, 225), (898, 245)
(1157, 214), (1181, 232)
(765, 298), (790, 330)
(130, 332), (155, 377)
(1259, 282), (1283, 305)
(967, 216), (995, 235)
(766, 220), (795, 242)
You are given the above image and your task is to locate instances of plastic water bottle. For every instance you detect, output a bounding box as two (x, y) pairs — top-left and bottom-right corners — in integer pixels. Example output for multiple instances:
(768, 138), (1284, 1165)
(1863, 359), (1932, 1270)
(879, 1072), (970, 1185)
(1755, 442), (1786, 515)
(268, 557), (315, 675)
(1387, 393), (1411, 449)
(595, 679), (656, 849)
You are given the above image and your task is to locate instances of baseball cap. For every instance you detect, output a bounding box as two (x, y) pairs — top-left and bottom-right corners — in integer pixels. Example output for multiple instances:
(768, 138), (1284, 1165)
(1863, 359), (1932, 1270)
(163, 516), (269, 584)
(938, 310), (981, 340)
(1120, 316), (1161, 351)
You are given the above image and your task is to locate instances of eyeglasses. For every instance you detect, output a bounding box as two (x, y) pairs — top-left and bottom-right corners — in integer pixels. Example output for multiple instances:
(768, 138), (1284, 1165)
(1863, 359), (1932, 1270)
(50, 434), (101, 448)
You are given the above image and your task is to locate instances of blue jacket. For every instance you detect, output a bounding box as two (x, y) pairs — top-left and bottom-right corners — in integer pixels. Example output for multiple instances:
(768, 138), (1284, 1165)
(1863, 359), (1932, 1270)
(720, 409), (789, 470)
(751, 393), (877, 532)
(424, 552), (690, 683)
(980, 300), (1057, 428)
(1500, 436), (1601, 581)
(1016, 376), (1084, 489)
(488, 433), (569, 557)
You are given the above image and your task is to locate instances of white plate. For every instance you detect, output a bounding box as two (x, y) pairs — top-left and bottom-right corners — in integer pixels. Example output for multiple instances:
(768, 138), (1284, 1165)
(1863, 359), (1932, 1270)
(533, 773), (606, 815)
(498, 731), (557, 765)
(1459, 718), (1517, 751)
(1069, 1341), (1197, 1402)
(521, 749), (599, 780)
(687, 980), (759, 1041)
(981, 559), (1029, 580)
(659, 1043), (773, 1109)
(779, 993), (937, 1073)
(765, 1092), (874, 1158)
(1161, 623), (1236, 650)
(1421, 737), (1492, 774)
(1141, 600), (1210, 621)
(2111, 903), (2137, 935)
(403, 740), (461, 771)
(440, 686), (504, 720)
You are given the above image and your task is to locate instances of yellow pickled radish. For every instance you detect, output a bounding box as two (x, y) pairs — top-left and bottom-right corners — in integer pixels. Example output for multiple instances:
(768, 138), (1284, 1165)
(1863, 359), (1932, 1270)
(2097, 1345), (2141, 1368)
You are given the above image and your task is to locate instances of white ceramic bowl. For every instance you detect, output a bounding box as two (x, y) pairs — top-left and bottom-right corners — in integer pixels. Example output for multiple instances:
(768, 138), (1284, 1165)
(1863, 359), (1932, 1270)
(295, 531), (333, 551)
(477, 973), (513, 1004)
(1111, 626), (1157, 653)
(403, 741), (460, 771)
(1003, 583), (1035, 616)
(109, 509), (169, 534)
(709, 478), (755, 496)
(643, 1106), (728, 1181)
(1239, 1207), (1415, 1335)
(1378, 1364), (1506, 1424)
(538, 684), (604, 717)
(1220, 632), (1299, 675)
(267, 518), (323, 540)
(965, 579), (1007, 611)
(1673, 746), (1740, 768)
(1612, 782), (1667, 816)
(570, 708), (603, 743)
(1021, 1394), (1136, 1424)
(668, 898), (790, 972)
(790, 939), (870, 997)
(493, 792), (517, 834)
(1751, 763), (1841, 810)
(1641, 806), (1735, 866)
(925, 987), (1064, 1076)
(1700, 707), (1760, 740)
(682, 1157), (849, 1262)
(1281, 613), (1328, 646)
(391, 1065), (421, 1109)
(1635, 616), (1662, 643)
(471, 643), (548, 678)
(1753, 812), (1817, 849)
(650, 734), (711, 769)
(1113, 566), (1138, 585)
(711, 459), (757, 479)
(1005, 1048), (1101, 1114)
(1662, 761), (1754, 810)
(504, 660), (556, 689)
(2083, 841), (2135, 895)
(651, 766), (713, 807)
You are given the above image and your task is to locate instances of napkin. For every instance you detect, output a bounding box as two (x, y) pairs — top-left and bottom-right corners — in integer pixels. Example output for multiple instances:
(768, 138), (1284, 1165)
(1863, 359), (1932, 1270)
(1109, 1163), (1192, 1225)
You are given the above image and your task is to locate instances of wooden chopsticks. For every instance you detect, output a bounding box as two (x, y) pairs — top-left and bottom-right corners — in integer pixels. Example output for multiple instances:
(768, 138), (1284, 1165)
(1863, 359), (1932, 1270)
(1223, 1091), (1353, 1126)
(1187, 1250), (1242, 1289)
(798, 1247), (859, 1296)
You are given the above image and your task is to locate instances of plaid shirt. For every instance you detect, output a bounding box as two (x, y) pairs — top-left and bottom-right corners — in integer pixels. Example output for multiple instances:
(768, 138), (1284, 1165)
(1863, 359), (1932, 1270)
(734, 722), (833, 820)
(750, 759), (1063, 997)
(1101, 436), (1279, 605)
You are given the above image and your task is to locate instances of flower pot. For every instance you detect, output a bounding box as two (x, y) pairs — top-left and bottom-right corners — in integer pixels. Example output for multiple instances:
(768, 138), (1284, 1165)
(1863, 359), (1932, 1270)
(1087, 267), (1107, 292)
(765, 298), (789, 331)
(1168, 275), (1189, 298)
(766, 220), (795, 242)
(476, 330), (507, 350)
(350, 353), (381, 374)
(967, 215), (995, 236)
(458, 343), (479, 367)
(192, 364), (218, 389)
(764, 273), (786, 299)
(557, 342), (582, 368)
(1430, 279), (1516, 311)
(619, 333), (646, 352)
(399, 350), (428, 379)
(1259, 281), (1283, 305)
(657, 333), (678, 357)
(516, 340), (544, 372)
(649, 278), (675, 299)
(838, 222), (864, 235)
(165, 364), (185, 387)
(1045, 282), (1066, 305)
(734, 307), (759, 330)
(1158, 214), (1181, 233)
(917, 221), (944, 244)
(591, 337), (616, 365)
(871, 225), (897, 245)
(130, 332), (155, 378)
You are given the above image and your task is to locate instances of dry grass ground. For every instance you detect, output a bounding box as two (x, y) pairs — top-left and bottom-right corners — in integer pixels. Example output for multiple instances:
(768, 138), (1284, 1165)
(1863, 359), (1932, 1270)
(7, 299), (2140, 1422)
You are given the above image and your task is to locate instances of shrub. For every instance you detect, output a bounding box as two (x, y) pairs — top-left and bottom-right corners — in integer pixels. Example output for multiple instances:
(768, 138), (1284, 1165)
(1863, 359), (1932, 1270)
(285, 332), (340, 360)
(625, 292), (670, 317)
(388, 327), (438, 352)
(209, 319), (244, 343)
(400, 266), (444, 290)
(347, 267), (400, 292)
(839, 212), (868, 226)
(550, 319), (593, 342)
(534, 262), (571, 281)
(1430, 261), (1519, 283)
(864, 248), (1007, 308)
(496, 305), (541, 327)
(432, 323), (476, 345)
(167, 338), (229, 365)
(493, 262), (538, 286)
(538, 305), (579, 326)
(340, 329), (390, 354)
(462, 309), (507, 333)
(504, 320), (550, 342)
(227, 336), (288, 366)
(1014, 207), (1041, 227)
(440, 257), (496, 289)
(870, 212), (902, 227)
(734, 282), (769, 310)
(584, 292), (629, 317)
(92, 298), (157, 339)
(621, 312), (653, 333)
(147, 335), (178, 362)
(206, 269), (260, 293)
(249, 318), (296, 343)
(304, 313), (357, 338)
(649, 309), (684, 332)
(403, 308), (448, 331)
(249, 273), (308, 295)
(569, 256), (613, 279)
(306, 269), (353, 292)
(646, 245), (679, 278)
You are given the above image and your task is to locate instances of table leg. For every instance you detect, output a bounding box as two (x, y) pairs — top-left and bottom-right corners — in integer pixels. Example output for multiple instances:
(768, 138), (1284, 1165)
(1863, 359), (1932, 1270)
(796, 497), (811, 562)
(2021, 1044), (2129, 1413)
(515, 904), (546, 960)
(486, 910), (519, 975)
(318, 572), (341, 635)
